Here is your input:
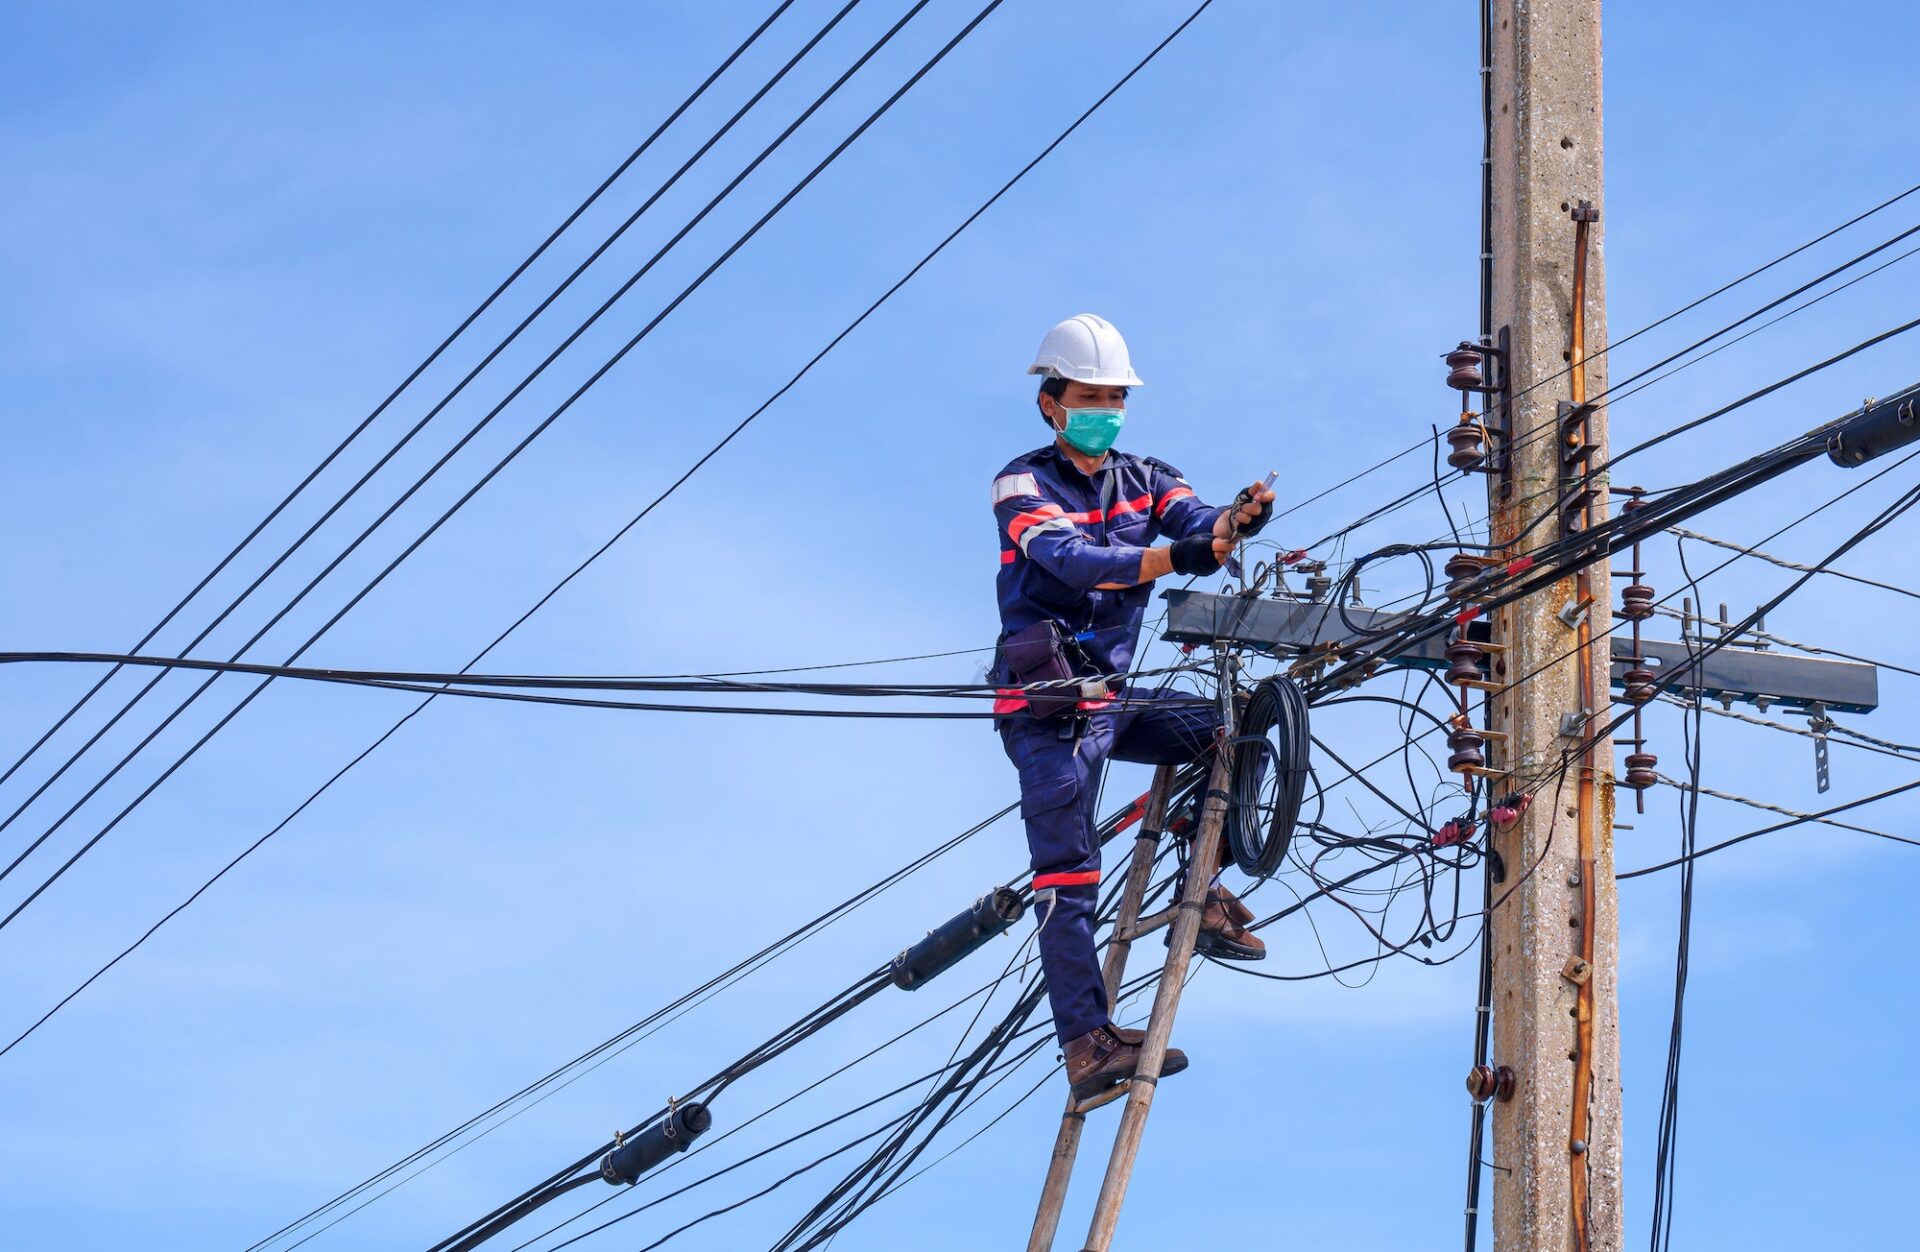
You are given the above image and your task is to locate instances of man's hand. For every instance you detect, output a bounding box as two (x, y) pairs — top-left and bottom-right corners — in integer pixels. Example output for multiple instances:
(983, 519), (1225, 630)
(1214, 479), (1277, 542)
(1129, 480), (1279, 585)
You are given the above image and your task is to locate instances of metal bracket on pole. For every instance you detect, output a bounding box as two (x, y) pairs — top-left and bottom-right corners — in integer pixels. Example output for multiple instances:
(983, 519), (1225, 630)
(1809, 702), (1833, 794)
(1159, 590), (1880, 714)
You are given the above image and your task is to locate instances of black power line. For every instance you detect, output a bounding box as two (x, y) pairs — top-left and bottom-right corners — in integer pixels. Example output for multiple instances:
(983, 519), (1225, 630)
(0, 0), (992, 934)
(0, 0), (876, 880)
(1265, 184), (1920, 553)
(1617, 778), (1920, 880)
(0, 4), (798, 803)
(1, 0), (1212, 1055)
(239, 804), (1009, 1250)
(0, 0), (880, 875)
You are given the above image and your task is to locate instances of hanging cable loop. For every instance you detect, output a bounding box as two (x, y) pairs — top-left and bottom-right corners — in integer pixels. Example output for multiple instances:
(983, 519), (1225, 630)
(1224, 677), (1312, 878)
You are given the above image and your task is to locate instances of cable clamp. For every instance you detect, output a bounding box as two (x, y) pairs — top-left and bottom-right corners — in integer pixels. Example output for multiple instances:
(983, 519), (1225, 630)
(664, 1096), (679, 1139)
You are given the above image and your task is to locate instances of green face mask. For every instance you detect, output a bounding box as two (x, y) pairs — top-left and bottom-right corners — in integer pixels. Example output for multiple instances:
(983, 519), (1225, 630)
(1054, 405), (1125, 456)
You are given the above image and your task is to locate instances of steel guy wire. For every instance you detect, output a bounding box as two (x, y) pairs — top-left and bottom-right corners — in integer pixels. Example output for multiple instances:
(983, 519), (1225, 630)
(1619, 776), (1920, 878)
(1655, 696), (1920, 767)
(1663, 524), (1920, 603)
(1652, 773), (1920, 849)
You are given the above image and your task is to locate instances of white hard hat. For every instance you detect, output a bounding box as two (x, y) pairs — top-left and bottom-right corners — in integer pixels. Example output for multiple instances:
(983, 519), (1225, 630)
(1027, 313), (1144, 387)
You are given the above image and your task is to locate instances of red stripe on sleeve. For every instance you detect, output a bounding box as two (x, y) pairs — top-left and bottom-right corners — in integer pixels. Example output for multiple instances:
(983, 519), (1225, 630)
(1032, 870), (1102, 890)
(1154, 486), (1195, 517)
(1007, 504), (1066, 544)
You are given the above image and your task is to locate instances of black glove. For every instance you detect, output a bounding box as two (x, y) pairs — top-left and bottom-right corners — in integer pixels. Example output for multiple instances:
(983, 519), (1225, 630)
(1230, 488), (1272, 537)
(1169, 535), (1223, 576)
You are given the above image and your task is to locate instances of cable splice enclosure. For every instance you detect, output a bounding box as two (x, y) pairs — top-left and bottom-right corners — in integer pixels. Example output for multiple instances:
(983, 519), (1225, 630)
(599, 1102), (712, 1185)
(1827, 381), (1920, 466)
(889, 888), (1024, 990)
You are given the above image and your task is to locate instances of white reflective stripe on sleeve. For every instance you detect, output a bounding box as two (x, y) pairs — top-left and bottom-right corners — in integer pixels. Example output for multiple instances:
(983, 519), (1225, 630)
(1014, 514), (1077, 555)
(991, 472), (1040, 505)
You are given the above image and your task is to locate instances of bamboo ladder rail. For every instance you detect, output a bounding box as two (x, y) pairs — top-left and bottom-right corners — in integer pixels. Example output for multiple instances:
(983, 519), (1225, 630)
(1026, 741), (1237, 1251)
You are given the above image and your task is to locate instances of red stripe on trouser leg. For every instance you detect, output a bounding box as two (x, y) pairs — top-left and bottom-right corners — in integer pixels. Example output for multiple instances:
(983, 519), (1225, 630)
(1032, 870), (1101, 890)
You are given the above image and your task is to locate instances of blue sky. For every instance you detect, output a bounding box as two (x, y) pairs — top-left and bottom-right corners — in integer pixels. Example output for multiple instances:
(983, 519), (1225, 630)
(2, 2), (1917, 1248)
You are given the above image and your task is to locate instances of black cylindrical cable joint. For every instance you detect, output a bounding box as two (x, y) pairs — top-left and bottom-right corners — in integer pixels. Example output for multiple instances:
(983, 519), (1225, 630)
(599, 1102), (712, 1185)
(889, 887), (1024, 991)
(1828, 383), (1920, 467)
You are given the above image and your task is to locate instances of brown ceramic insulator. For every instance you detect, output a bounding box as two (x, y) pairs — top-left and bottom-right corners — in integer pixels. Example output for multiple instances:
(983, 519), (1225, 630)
(1445, 344), (1485, 390)
(1620, 583), (1655, 620)
(1624, 751), (1657, 790)
(1445, 637), (1486, 685)
(1445, 421), (1487, 470)
(1447, 727), (1486, 773)
(1621, 667), (1658, 704)
(1465, 1063), (1516, 1102)
(1445, 552), (1483, 598)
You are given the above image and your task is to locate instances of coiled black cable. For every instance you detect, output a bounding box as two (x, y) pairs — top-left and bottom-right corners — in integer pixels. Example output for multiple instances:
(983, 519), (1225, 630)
(1225, 677), (1312, 877)
(1334, 543), (1438, 641)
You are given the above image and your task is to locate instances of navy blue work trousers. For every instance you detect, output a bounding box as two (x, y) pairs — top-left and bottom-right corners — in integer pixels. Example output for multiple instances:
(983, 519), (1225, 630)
(998, 688), (1221, 1044)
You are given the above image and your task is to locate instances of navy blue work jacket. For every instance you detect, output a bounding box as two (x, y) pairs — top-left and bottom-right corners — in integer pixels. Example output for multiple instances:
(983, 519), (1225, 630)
(990, 443), (1223, 710)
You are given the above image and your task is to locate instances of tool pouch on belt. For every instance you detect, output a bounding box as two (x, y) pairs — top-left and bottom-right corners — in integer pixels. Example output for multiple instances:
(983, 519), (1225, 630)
(999, 620), (1088, 720)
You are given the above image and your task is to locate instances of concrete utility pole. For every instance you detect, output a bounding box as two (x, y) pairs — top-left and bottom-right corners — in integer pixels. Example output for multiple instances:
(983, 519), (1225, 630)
(1484, 3), (1623, 1251)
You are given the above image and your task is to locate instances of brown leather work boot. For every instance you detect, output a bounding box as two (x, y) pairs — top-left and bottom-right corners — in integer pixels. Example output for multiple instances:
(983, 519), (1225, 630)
(1217, 883), (1256, 926)
(1190, 885), (1266, 961)
(1062, 1024), (1189, 1102)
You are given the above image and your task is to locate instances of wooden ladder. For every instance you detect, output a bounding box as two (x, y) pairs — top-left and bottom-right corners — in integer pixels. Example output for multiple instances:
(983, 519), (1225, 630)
(1027, 748), (1235, 1252)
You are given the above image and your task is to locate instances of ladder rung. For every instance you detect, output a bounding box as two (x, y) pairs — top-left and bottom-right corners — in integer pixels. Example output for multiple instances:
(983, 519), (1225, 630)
(1069, 1082), (1135, 1116)
(1117, 905), (1178, 943)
